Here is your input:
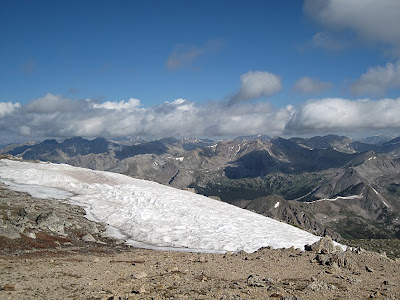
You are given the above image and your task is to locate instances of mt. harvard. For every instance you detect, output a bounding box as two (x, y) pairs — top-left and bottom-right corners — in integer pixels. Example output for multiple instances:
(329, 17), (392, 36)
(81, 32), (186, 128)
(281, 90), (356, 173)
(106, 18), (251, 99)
(2, 135), (400, 240)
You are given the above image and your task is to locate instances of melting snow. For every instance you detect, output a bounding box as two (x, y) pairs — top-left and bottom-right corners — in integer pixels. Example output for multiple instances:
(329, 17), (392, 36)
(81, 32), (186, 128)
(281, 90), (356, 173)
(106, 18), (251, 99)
(308, 194), (363, 203)
(235, 145), (241, 155)
(372, 187), (389, 207)
(0, 160), (322, 253)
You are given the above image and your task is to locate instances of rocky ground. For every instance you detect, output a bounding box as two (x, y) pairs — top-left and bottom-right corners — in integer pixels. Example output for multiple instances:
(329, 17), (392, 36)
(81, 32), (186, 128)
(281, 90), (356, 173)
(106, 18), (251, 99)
(0, 183), (399, 299)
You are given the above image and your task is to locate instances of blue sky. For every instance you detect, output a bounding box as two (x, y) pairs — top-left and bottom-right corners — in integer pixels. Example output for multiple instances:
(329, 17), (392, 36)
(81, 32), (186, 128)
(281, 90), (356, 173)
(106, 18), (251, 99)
(1, 0), (400, 142)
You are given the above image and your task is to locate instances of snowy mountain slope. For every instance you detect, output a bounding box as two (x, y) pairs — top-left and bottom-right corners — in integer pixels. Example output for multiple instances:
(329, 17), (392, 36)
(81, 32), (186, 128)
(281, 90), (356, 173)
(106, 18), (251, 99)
(0, 159), (322, 253)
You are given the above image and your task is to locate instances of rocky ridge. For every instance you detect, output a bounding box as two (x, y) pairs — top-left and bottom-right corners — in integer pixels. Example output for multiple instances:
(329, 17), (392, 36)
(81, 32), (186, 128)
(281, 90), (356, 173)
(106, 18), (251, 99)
(2, 135), (400, 240)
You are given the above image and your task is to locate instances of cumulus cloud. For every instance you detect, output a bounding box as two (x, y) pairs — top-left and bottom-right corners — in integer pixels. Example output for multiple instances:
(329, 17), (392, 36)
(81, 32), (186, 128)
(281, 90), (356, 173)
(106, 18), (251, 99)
(286, 97), (400, 134)
(166, 39), (223, 70)
(304, 0), (400, 53)
(91, 98), (141, 111)
(0, 102), (21, 118)
(228, 71), (282, 105)
(293, 77), (333, 94)
(0, 93), (292, 140)
(24, 93), (86, 113)
(350, 61), (400, 96)
(3, 88), (400, 142)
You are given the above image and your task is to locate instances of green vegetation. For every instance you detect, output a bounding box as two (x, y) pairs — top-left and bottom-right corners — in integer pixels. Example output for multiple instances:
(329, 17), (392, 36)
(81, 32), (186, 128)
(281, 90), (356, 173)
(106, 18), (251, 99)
(190, 172), (326, 203)
(332, 218), (394, 239)
(344, 238), (400, 259)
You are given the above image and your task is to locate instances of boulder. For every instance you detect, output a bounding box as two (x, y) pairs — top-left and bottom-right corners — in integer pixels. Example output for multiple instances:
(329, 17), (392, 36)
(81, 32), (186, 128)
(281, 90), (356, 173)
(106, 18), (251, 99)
(308, 235), (337, 254)
(36, 211), (65, 234)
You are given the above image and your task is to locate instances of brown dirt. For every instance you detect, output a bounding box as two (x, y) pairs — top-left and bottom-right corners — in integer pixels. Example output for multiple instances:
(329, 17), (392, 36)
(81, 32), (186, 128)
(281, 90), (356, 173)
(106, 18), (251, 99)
(1, 245), (400, 299)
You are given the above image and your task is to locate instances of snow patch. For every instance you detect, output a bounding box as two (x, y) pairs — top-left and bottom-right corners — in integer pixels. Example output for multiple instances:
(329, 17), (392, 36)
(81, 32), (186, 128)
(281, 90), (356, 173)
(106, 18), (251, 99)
(0, 160), (322, 253)
(372, 187), (389, 207)
(175, 157), (184, 161)
(274, 201), (280, 208)
(235, 145), (241, 155)
(308, 194), (363, 203)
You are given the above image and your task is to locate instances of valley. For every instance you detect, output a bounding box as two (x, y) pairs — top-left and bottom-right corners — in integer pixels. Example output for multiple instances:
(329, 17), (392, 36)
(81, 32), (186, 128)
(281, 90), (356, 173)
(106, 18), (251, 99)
(2, 134), (400, 241)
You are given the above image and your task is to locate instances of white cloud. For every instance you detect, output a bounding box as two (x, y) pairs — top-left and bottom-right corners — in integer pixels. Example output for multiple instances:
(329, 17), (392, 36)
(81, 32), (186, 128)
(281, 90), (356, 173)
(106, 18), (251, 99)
(286, 97), (400, 133)
(0, 102), (21, 118)
(350, 61), (400, 96)
(293, 76), (333, 94)
(3, 94), (400, 140)
(2, 75), (400, 141)
(24, 93), (86, 113)
(0, 93), (292, 140)
(228, 71), (282, 105)
(304, 0), (400, 53)
(90, 98), (141, 111)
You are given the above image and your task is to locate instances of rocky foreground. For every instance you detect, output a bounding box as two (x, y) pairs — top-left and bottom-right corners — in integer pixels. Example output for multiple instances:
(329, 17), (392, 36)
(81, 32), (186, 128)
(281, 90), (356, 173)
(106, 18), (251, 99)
(0, 183), (399, 299)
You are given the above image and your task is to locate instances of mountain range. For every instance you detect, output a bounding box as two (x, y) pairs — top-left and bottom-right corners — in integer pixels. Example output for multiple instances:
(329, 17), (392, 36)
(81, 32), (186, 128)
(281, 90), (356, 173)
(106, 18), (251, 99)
(2, 134), (400, 240)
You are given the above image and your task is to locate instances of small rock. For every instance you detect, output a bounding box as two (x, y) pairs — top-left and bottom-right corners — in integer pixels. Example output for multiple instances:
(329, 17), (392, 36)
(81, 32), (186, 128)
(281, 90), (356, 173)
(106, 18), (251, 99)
(26, 232), (36, 239)
(269, 292), (282, 298)
(331, 262), (339, 272)
(353, 247), (366, 254)
(197, 274), (208, 282)
(366, 266), (374, 273)
(18, 208), (28, 217)
(0, 219), (6, 229)
(370, 291), (381, 298)
(132, 271), (148, 279)
(315, 254), (330, 265)
(168, 266), (179, 272)
(131, 285), (146, 295)
(223, 251), (233, 258)
(306, 280), (337, 291)
(82, 234), (96, 242)
(247, 275), (267, 287)
(198, 255), (207, 263)
(139, 285), (146, 293)
(0, 284), (16, 291)
(114, 239), (125, 245)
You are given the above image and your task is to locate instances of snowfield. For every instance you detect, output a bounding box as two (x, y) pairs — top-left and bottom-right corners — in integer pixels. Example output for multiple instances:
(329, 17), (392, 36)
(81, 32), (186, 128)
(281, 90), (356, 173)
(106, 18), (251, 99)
(0, 159), (322, 253)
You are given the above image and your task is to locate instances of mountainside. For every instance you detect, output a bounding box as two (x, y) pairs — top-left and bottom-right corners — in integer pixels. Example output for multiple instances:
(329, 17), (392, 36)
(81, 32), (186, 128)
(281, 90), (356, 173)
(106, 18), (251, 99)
(0, 159), (322, 252)
(2, 134), (400, 240)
